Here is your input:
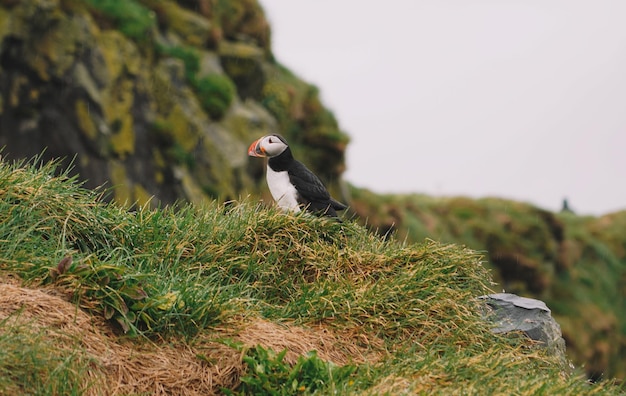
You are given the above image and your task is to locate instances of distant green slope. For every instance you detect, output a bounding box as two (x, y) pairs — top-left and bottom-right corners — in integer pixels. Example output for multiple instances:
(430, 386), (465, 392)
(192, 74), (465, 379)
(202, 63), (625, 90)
(350, 185), (626, 381)
(1, 159), (622, 394)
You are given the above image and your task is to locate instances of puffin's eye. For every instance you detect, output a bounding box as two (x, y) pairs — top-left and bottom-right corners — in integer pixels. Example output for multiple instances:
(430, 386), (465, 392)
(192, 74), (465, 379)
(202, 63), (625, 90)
(268, 138), (274, 143)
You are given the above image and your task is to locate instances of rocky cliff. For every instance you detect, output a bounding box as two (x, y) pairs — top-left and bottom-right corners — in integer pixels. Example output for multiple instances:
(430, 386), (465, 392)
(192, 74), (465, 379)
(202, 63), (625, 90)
(0, 0), (349, 206)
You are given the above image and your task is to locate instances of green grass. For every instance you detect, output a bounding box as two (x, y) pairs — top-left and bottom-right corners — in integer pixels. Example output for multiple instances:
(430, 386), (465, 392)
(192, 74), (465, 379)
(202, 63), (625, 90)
(0, 313), (88, 395)
(226, 344), (356, 395)
(0, 158), (623, 394)
(349, 185), (626, 381)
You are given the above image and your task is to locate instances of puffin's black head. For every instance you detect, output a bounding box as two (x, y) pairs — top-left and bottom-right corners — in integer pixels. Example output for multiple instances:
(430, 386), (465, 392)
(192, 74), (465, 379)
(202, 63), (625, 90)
(248, 134), (289, 158)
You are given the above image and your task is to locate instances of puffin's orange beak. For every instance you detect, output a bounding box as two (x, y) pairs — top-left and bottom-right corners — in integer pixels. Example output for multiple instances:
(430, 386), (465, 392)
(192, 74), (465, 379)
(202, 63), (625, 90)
(248, 138), (266, 157)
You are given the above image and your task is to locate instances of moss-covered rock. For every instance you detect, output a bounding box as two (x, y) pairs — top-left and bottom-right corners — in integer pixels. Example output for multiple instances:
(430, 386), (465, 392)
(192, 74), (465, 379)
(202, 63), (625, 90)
(0, 0), (347, 208)
(219, 40), (266, 100)
(209, 0), (271, 50)
(143, 0), (212, 47)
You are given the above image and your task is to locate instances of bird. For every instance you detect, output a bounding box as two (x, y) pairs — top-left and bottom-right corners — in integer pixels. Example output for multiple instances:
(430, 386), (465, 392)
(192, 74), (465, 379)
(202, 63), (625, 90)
(248, 134), (347, 218)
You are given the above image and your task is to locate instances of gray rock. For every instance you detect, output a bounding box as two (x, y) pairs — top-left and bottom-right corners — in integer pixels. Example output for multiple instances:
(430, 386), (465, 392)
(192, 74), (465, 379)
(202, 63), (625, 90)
(479, 293), (567, 362)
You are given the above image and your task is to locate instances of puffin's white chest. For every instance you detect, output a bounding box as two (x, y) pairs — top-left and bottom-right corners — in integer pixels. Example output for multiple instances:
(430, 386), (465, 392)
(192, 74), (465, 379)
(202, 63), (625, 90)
(266, 166), (300, 212)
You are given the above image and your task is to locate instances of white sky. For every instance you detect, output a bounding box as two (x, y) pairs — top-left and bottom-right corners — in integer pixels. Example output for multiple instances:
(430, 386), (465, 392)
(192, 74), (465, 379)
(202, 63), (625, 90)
(260, 0), (626, 215)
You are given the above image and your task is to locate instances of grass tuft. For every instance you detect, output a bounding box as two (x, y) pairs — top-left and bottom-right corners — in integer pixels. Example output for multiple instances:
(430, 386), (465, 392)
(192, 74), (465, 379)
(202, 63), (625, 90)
(0, 311), (90, 395)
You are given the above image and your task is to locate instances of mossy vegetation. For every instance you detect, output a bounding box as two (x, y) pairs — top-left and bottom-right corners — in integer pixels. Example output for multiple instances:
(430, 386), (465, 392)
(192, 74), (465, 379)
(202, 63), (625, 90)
(157, 43), (236, 119)
(144, 0), (212, 47)
(194, 73), (236, 119)
(209, 0), (271, 49)
(83, 0), (155, 40)
(156, 44), (200, 80)
(0, 157), (623, 394)
(74, 99), (98, 141)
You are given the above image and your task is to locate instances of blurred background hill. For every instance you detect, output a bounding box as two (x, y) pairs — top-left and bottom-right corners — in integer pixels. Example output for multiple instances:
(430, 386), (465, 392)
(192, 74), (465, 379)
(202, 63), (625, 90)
(0, 0), (623, 382)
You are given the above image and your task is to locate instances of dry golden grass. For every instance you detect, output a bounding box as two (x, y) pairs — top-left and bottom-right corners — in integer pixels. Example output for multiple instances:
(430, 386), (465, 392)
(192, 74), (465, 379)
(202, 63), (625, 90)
(0, 278), (384, 395)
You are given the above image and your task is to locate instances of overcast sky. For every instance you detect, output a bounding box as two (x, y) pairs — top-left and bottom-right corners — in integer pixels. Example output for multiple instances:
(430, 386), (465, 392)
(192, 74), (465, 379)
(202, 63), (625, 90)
(260, 1), (626, 215)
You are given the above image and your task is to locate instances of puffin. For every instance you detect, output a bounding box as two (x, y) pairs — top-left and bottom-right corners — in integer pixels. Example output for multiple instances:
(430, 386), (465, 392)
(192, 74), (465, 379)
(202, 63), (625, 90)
(248, 134), (347, 218)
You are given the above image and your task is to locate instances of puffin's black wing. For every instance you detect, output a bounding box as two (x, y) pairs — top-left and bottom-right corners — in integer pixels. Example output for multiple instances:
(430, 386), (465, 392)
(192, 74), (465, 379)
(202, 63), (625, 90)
(287, 161), (345, 215)
(287, 161), (330, 202)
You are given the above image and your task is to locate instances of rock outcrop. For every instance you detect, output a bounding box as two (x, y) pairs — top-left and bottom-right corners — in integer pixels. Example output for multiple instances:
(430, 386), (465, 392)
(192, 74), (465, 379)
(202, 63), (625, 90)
(0, 0), (349, 207)
(479, 293), (574, 378)
(480, 293), (567, 360)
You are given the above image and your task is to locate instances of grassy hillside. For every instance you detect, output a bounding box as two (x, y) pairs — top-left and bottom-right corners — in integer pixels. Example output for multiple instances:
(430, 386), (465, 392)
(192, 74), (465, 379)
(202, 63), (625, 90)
(1, 160), (623, 394)
(350, 186), (626, 381)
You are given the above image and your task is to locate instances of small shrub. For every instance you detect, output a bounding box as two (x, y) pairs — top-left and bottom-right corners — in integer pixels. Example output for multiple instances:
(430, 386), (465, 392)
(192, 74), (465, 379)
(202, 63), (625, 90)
(50, 255), (149, 334)
(230, 345), (356, 395)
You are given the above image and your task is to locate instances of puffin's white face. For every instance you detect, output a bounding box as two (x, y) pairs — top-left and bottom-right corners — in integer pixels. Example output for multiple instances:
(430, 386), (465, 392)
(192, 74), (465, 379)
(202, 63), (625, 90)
(248, 135), (288, 158)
